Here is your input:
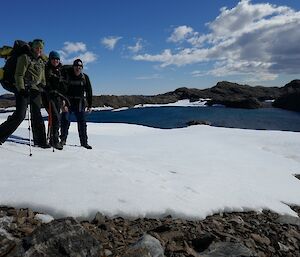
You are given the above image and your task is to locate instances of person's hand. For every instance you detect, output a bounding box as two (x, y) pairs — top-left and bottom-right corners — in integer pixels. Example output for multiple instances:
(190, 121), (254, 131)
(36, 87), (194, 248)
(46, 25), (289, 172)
(30, 88), (40, 97)
(18, 88), (29, 97)
(62, 100), (69, 112)
(63, 106), (69, 112)
(86, 107), (92, 114)
(49, 90), (57, 98)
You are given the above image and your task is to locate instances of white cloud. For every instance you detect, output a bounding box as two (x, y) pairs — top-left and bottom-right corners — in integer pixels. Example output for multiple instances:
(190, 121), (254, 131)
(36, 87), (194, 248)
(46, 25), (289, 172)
(191, 70), (208, 77)
(133, 0), (300, 81)
(62, 42), (86, 54)
(128, 39), (143, 53)
(69, 51), (97, 65)
(59, 41), (97, 66)
(134, 48), (210, 67)
(167, 25), (194, 43)
(101, 36), (122, 50)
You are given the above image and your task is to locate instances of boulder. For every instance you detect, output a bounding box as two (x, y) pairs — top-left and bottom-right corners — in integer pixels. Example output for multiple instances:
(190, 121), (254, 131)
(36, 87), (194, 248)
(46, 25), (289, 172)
(276, 215), (300, 226)
(124, 234), (164, 257)
(201, 242), (257, 257)
(20, 217), (102, 257)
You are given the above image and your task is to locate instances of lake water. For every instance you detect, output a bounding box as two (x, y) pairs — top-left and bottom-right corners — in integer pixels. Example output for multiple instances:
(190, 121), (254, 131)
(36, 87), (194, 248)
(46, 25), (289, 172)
(80, 106), (300, 132)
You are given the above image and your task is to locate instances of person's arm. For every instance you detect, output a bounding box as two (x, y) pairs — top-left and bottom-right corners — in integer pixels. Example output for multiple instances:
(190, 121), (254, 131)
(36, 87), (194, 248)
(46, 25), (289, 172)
(59, 68), (69, 94)
(14, 54), (29, 92)
(40, 61), (46, 88)
(84, 74), (93, 109)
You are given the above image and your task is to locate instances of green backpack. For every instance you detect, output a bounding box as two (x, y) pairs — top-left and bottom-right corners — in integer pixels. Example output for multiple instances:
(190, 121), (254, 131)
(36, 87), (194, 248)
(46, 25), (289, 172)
(0, 40), (31, 93)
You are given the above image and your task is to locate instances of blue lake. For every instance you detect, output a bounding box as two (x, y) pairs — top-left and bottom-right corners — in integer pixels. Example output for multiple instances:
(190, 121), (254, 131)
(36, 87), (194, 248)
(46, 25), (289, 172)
(79, 106), (300, 132)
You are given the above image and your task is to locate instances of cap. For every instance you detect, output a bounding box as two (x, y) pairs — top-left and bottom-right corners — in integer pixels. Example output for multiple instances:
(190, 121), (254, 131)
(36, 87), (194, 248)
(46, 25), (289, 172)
(49, 51), (60, 60)
(73, 59), (83, 67)
(32, 39), (44, 49)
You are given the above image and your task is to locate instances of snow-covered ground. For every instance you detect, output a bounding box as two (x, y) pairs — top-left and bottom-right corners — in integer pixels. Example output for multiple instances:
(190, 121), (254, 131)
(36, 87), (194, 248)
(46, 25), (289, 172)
(133, 99), (209, 108)
(109, 99), (209, 112)
(1, 99), (208, 113)
(0, 110), (300, 220)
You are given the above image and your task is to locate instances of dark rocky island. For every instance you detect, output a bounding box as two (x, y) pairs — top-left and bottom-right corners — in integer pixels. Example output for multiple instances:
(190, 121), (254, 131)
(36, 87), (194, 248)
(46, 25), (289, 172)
(1, 80), (300, 111)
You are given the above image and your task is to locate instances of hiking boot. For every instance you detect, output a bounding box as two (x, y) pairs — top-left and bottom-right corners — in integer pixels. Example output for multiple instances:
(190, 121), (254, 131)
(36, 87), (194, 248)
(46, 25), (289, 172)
(52, 142), (63, 150)
(37, 143), (51, 149)
(60, 140), (66, 146)
(81, 143), (92, 149)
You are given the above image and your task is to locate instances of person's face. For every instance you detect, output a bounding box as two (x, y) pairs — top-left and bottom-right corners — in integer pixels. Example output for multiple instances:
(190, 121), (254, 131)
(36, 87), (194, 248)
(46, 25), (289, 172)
(50, 58), (60, 67)
(73, 65), (83, 76)
(33, 46), (43, 57)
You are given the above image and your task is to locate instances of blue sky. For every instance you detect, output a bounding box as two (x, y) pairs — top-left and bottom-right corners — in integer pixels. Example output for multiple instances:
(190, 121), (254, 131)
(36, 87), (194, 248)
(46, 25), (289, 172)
(1, 0), (300, 95)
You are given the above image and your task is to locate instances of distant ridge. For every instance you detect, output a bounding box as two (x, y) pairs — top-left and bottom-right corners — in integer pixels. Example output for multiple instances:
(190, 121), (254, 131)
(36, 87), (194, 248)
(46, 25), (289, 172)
(1, 80), (299, 110)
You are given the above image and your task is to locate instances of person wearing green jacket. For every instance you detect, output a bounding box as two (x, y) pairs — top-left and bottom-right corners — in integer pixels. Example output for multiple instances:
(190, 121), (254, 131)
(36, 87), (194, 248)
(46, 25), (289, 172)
(0, 39), (50, 148)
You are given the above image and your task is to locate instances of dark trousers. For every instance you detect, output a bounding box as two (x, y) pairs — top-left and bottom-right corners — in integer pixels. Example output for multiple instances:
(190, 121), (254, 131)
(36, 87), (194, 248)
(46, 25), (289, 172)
(42, 93), (61, 145)
(60, 99), (88, 145)
(0, 91), (47, 145)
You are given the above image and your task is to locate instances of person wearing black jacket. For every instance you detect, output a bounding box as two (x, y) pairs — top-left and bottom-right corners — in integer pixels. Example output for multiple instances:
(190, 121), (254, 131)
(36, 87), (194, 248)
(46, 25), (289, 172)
(43, 51), (65, 150)
(60, 59), (93, 149)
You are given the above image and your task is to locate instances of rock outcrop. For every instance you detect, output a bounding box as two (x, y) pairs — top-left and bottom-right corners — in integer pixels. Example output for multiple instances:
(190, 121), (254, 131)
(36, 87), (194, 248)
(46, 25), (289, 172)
(0, 205), (300, 257)
(0, 80), (299, 110)
(273, 80), (300, 112)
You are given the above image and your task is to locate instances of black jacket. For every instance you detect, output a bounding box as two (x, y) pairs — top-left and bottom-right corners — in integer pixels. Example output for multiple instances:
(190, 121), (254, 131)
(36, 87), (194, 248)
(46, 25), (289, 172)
(45, 62), (65, 93)
(64, 68), (93, 108)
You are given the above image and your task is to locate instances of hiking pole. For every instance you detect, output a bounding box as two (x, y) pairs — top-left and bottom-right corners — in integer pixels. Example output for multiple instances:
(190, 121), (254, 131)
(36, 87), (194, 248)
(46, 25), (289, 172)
(48, 101), (55, 152)
(27, 91), (33, 157)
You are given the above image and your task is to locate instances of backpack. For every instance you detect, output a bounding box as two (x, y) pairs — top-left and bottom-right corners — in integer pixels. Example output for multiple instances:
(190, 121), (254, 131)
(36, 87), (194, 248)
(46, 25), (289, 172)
(0, 40), (31, 93)
(60, 64), (86, 85)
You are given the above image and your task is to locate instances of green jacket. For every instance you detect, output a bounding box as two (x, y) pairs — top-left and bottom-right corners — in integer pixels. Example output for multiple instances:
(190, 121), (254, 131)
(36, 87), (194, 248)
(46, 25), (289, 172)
(14, 53), (46, 92)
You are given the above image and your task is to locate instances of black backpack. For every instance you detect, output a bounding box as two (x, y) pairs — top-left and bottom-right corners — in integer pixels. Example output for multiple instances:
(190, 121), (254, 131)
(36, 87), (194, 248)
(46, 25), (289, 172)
(0, 40), (31, 93)
(60, 64), (86, 85)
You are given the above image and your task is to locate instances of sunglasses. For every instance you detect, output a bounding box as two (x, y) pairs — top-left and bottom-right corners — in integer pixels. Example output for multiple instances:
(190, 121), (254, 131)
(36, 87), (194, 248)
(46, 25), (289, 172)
(74, 65), (83, 69)
(51, 58), (60, 61)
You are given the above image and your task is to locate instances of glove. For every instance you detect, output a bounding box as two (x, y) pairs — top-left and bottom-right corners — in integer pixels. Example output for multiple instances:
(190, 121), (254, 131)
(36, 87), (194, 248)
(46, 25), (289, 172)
(29, 88), (40, 97)
(86, 107), (92, 114)
(18, 88), (29, 97)
(49, 90), (58, 98)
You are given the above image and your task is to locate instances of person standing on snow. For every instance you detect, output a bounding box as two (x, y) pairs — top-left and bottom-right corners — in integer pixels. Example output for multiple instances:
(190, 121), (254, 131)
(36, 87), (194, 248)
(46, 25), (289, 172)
(43, 51), (65, 150)
(60, 59), (93, 149)
(0, 39), (50, 148)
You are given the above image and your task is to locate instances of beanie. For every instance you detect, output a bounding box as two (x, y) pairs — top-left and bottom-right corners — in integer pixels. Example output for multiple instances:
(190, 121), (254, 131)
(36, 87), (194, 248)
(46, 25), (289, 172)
(49, 51), (60, 60)
(31, 39), (44, 49)
(73, 59), (83, 67)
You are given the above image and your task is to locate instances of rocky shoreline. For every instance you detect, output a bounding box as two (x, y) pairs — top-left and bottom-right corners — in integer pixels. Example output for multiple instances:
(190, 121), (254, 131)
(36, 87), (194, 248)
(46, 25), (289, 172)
(1, 80), (300, 111)
(1, 205), (299, 257)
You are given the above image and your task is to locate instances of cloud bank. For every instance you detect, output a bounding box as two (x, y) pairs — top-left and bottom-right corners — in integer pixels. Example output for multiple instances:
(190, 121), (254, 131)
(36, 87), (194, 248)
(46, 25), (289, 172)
(133, 0), (300, 81)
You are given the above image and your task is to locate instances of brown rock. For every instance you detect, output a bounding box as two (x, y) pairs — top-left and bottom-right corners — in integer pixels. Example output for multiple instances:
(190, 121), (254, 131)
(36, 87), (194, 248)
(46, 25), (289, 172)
(0, 235), (16, 257)
(251, 233), (271, 245)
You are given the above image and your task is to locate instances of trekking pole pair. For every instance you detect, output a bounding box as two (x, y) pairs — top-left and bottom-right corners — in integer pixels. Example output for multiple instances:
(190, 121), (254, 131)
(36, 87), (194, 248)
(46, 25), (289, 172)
(47, 100), (55, 152)
(27, 87), (32, 157)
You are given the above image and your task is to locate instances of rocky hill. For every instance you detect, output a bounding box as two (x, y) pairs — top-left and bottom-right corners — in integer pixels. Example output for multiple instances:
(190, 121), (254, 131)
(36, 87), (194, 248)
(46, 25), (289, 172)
(91, 81), (284, 109)
(1, 80), (300, 110)
(273, 80), (300, 112)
